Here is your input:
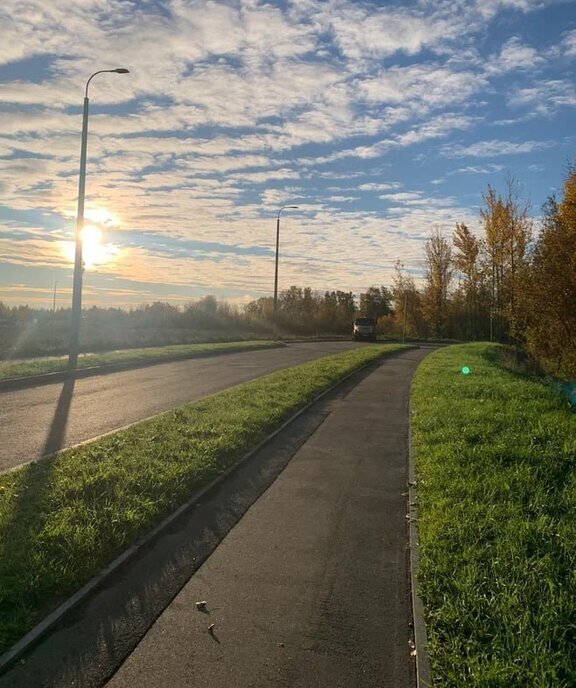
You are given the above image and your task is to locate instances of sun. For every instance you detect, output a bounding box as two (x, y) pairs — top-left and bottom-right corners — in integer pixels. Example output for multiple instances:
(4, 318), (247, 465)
(81, 226), (104, 268)
(62, 225), (119, 269)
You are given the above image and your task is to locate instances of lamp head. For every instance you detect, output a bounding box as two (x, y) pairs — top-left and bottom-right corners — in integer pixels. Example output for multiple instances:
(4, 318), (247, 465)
(113, 68), (130, 74)
(277, 205), (299, 217)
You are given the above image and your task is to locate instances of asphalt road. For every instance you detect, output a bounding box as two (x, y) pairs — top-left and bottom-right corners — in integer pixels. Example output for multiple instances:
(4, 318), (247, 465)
(0, 341), (363, 473)
(0, 346), (431, 688)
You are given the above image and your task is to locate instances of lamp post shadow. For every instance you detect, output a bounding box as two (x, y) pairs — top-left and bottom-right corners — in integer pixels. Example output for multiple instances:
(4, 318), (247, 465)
(42, 377), (76, 458)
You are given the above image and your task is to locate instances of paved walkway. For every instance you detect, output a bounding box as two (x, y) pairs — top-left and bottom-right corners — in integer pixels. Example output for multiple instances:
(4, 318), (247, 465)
(105, 347), (432, 688)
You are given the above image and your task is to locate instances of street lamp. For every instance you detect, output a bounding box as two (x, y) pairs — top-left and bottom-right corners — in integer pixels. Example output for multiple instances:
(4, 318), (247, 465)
(402, 291), (408, 344)
(273, 205), (298, 314)
(68, 68), (130, 370)
(52, 280), (60, 314)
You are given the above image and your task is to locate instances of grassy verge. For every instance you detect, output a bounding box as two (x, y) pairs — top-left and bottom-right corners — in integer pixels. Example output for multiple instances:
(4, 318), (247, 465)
(0, 340), (283, 380)
(411, 343), (576, 687)
(0, 343), (409, 654)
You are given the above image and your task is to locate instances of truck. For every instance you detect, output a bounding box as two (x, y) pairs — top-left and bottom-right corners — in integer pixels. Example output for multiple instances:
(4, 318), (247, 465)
(353, 317), (377, 342)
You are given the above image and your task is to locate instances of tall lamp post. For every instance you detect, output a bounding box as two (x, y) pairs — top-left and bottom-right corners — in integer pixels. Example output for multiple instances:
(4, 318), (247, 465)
(402, 291), (408, 344)
(273, 205), (298, 314)
(68, 68), (130, 370)
(52, 280), (60, 314)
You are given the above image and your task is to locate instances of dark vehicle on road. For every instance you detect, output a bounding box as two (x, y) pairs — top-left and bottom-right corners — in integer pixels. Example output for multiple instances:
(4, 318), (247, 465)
(353, 317), (377, 342)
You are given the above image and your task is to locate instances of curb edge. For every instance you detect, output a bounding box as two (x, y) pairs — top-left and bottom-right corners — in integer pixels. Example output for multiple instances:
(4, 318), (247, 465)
(408, 397), (433, 688)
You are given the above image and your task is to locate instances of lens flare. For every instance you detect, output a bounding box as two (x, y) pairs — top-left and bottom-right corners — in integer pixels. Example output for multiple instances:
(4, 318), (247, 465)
(461, 366), (471, 375)
(81, 225), (103, 267)
(85, 208), (120, 226)
(61, 225), (119, 269)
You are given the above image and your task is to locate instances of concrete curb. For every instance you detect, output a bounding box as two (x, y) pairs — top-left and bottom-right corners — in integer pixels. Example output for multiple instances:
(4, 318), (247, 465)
(0, 353), (396, 675)
(408, 396), (433, 688)
(0, 343), (285, 392)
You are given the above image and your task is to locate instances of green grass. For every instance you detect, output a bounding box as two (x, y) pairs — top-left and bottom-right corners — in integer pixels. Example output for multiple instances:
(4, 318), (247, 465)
(0, 340), (284, 380)
(0, 343), (409, 654)
(411, 343), (576, 687)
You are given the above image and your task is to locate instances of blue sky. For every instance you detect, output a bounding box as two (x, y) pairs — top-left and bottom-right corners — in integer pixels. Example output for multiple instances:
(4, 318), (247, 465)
(1, 0), (575, 308)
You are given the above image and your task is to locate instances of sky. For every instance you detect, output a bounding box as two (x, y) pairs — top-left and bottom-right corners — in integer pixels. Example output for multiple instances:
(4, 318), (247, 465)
(0, 0), (575, 309)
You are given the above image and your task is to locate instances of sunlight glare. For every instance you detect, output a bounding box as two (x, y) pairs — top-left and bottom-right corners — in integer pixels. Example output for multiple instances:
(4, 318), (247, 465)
(85, 207), (120, 226)
(61, 225), (120, 269)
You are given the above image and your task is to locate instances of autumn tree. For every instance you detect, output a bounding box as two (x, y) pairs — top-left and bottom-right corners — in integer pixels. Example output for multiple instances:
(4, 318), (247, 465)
(422, 229), (453, 338)
(451, 223), (488, 339)
(392, 262), (425, 339)
(518, 167), (576, 377)
(480, 180), (531, 342)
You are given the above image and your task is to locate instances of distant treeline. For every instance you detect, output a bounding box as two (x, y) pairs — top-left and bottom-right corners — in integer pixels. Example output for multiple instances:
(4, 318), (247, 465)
(1, 166), (574, 377)
(0, 288), (393, 359)
(0, 297), (263, 359)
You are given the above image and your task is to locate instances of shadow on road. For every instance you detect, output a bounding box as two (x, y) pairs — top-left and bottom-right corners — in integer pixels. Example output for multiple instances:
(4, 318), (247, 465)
(42, 377), (76, 457)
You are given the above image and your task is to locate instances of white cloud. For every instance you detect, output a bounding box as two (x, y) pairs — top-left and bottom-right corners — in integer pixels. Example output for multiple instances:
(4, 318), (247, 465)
(380, 191), (457, 208)
(485, 36), (546, 75)
(380, 192), (423, 202)
(359, 64), (485, 110)
(358, 183), (403, 192)
(443, 139), (555, 157)
(448, 164), (506, 175)
(174, 59), (344, 128)
(470, 0), (561, 20)
(230, 168), (301, 184)
(561, 29), (576, 57)
(314, 112), (476, 164)
(322, 3), (453, 61)
(395, 114), (477, 146)
(508, 79), (576, 114)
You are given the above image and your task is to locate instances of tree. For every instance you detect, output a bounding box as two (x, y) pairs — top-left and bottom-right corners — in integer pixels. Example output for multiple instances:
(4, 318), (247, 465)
(197, 294), (218, 316)
(244, 296), (274, 318)
(422, 229), (453, 338)
(279, 286), (304, 316)
(392, 262), (425, 339)
(519, 167), (576, 377)
(359, 286), (393, 319)
(0, 302), (11, 321)
(452, 223), (483, 339)
(336, 290), (356, 316)
(480, 180), (531, 342)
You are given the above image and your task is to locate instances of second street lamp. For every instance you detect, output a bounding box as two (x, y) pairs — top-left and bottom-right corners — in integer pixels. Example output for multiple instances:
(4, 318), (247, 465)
(68, 68), (130, 370)
(273, 205), (298, 314)
(52, 279), (60, 314)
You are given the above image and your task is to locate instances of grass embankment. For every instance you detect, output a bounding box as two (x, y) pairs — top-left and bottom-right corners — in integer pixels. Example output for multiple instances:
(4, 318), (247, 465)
(0, 340), (283, 381)
(412, 343), (576, 687)
(0, 344), (409, 654)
